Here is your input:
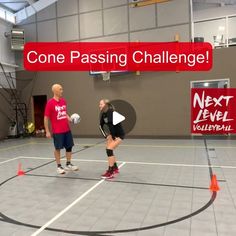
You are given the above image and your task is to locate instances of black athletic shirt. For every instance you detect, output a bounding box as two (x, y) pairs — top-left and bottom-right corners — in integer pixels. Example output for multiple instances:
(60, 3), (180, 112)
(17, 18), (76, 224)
(100, 108), (125, 139)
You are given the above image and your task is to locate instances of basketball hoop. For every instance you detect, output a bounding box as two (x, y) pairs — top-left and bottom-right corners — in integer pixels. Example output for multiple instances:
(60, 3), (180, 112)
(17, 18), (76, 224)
(101, 71), (111, 81)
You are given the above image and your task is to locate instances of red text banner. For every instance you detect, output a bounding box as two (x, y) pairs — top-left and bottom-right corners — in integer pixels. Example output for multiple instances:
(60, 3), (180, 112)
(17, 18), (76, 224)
(24, 42), (212, 71)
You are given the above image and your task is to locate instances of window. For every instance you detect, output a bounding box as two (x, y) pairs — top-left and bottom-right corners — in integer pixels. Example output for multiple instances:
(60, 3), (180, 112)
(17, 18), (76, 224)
(191, 79), (230, 89)
(0, 7), (15, 24)
(194, 18), (226, 48)
(194, 14), (236, 48)
(6, 11), (15, 24)
(0, 8), (5, 19)
(228, 16), (236, 46)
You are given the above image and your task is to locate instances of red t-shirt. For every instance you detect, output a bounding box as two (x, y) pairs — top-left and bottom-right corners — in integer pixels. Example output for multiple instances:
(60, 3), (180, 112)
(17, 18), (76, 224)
(44, 98), (70, 134)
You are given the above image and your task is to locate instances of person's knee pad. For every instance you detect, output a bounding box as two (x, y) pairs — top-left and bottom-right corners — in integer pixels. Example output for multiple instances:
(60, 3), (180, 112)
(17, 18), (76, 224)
(106, 149), (113, 157)
(66, 147), (72, 152)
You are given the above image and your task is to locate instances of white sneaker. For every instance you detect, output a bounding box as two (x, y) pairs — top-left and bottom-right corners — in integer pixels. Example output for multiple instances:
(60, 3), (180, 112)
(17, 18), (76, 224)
(57, 166), (66, 174)
(65, 163), (79, 171)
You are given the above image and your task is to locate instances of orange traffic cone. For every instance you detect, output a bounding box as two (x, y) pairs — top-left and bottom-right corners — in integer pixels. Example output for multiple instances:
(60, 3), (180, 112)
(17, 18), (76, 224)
(17, 163), (25, 176)
(210, 174), (220, 192)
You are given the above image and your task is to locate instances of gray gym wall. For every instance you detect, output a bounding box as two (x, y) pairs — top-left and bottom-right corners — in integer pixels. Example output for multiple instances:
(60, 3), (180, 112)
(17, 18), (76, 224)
(14, 0), (235, 137)
(17, 47), (236, 137)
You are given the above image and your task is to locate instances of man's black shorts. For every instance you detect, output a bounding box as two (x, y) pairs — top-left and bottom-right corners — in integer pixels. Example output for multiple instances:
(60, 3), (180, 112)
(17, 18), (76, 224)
(53, 131), (74, 150)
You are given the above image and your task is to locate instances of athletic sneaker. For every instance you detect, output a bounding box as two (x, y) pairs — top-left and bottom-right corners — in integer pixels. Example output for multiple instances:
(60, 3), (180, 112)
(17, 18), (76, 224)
(65, 163), (79, 171)
(57, 166), (65, 174)
(101, 170), (114, 179)
(113, 167), (119, 174)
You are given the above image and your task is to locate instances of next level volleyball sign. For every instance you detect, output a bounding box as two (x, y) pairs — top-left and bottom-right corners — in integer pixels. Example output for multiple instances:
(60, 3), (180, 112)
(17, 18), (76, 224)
(191, 88), (236, 134)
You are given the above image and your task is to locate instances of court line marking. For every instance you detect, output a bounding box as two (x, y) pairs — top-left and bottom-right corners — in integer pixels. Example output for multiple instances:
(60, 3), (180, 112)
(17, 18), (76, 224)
(0, 157), (21, 165)
(0, 143), (35, 151)
(17, 156), (236, 169)
(77, 159), (236, 169)
(30, 142), (236, 149)
(32, 142), (205, 148)
(2, 141), (236, 150)
(30, 142), (84, 146)
(30, 162), (126, 236)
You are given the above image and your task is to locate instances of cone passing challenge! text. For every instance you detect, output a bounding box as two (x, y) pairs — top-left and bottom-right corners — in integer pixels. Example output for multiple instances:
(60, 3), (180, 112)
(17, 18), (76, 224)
(26, 50), (208, 68)
(24, 42), (212, 71)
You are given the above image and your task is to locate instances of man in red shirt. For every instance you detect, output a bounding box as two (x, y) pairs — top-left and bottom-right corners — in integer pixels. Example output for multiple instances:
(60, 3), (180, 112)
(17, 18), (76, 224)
(44, 84), (78, 174)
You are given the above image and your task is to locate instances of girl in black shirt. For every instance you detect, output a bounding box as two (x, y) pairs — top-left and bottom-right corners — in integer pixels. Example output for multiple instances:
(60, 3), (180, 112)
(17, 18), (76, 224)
(99, 99), (125, 179)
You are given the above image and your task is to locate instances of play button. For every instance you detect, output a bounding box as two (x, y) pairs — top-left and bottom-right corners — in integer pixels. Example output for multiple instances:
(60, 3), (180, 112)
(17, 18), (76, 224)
(99, 99), (136, 136)
(113, 111), (125, 125)
(110, 100), (136, 135)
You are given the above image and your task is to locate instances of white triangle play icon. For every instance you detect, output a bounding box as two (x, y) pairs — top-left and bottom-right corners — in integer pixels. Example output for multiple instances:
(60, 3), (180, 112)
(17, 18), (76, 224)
(113, 111), (125, 125)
